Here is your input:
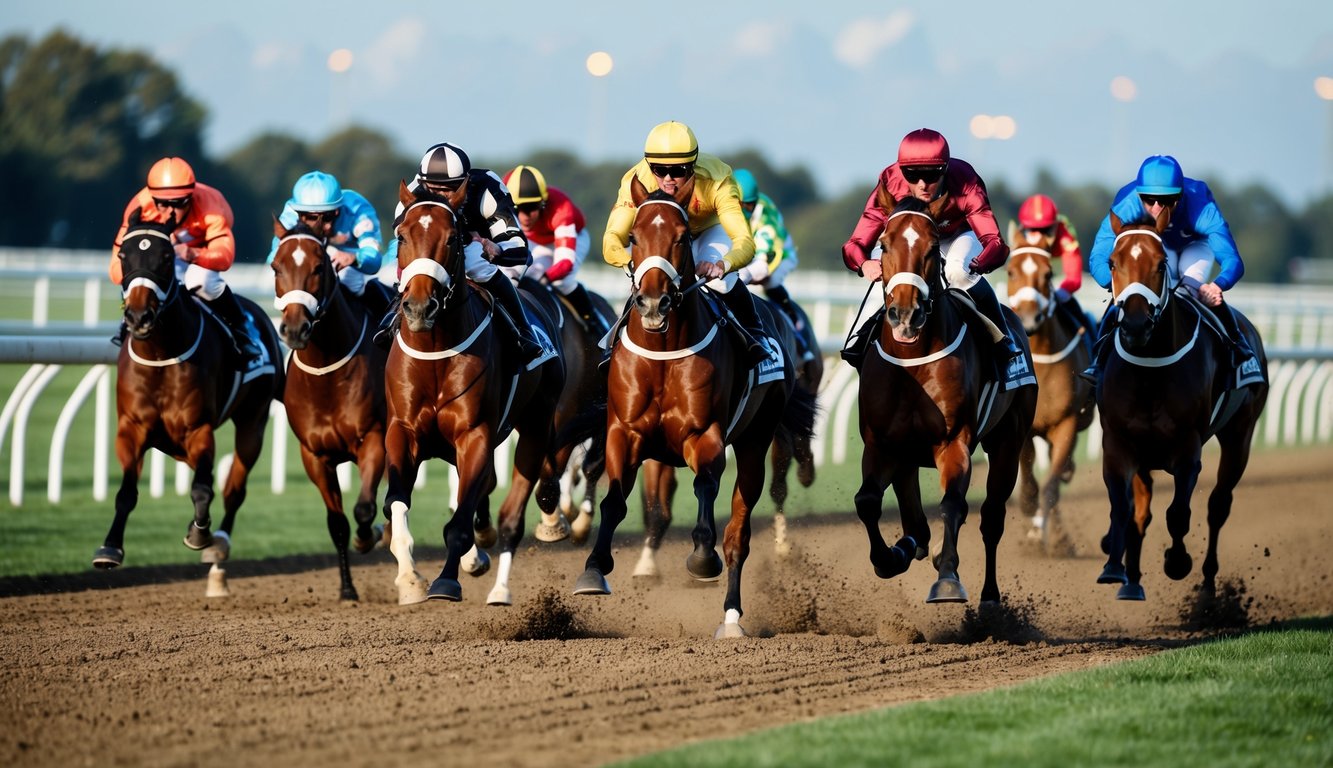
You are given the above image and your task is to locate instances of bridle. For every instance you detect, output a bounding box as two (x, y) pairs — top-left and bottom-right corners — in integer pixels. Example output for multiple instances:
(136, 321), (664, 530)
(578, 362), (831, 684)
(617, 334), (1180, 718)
(628, 198), (705, 316)
(882, 209), (943, 318)
(272, 231), (337, 328)
(1007, 246), (1054, 328)
(395, 197), (468, 321)
(120, 228), (182, 314)
(1111, 228), (1171, 328)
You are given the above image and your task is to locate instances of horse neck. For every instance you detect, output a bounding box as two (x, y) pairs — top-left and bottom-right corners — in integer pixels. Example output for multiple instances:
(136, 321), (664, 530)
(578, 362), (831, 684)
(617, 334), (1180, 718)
(1030, 303), (1073, 355)
(307, 285), (366, 358)
(141, 285), (206, 356)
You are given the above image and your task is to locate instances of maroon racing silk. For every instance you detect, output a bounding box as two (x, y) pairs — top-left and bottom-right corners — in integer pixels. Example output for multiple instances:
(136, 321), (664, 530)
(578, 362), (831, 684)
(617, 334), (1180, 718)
(842, 158), (1007, 275)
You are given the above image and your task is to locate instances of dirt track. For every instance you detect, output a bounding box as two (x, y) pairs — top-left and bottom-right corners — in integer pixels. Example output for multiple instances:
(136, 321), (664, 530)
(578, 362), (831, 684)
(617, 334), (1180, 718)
(3, 446), (1331, 768)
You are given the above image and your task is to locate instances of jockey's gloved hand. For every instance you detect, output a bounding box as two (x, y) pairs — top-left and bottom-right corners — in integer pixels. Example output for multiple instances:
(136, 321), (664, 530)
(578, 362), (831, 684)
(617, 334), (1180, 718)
(544, 260), (572, 282)
(1055, 288), (1071, 303)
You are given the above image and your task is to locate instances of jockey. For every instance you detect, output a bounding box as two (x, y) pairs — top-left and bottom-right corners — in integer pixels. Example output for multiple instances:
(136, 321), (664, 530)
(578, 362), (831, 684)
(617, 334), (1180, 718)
(840, 128), (1022, 368)
(732, 168), (802, 327)
(502, 164), (611, 339)
(110, 157), (261, 363)
(603, 121), (768, 366)
(1012, 193), (1096, 339)
(1082, 154), (1254, 381)
(267, 170), (391, 318)
(383, 142), (544, 363)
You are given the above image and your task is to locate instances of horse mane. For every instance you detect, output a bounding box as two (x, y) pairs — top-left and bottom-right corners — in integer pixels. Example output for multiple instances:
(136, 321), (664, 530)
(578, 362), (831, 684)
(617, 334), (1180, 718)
(288, 220), (322, 238)
(643, 188), (686, 216)
(891, 196), (931, 217)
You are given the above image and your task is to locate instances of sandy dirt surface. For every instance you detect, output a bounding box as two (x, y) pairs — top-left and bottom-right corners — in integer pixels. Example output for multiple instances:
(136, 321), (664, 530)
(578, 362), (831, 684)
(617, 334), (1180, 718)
(2, 445), (1331, 768)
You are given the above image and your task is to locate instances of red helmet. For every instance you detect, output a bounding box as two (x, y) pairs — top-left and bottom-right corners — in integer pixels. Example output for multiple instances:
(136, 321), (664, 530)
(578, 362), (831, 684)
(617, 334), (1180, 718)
(897, 128), (950, 167)
(1018, 194), (1058, 229)
(147, 157), (196, 199)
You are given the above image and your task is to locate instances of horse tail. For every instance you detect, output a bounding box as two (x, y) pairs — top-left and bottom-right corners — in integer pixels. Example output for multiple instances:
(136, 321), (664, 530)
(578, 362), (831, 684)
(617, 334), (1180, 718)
(774, 382), (819, 451)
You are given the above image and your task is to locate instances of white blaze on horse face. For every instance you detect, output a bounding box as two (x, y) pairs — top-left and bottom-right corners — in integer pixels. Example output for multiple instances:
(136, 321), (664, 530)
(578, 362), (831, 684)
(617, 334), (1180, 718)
(419, 214), (433, 232)
(901, 226), (921, 251)
(292, 245), (308, 268)
(1021, 257), (1038, 276)
(1130, 243), (1142, 260)
(651, 213), (666, 228)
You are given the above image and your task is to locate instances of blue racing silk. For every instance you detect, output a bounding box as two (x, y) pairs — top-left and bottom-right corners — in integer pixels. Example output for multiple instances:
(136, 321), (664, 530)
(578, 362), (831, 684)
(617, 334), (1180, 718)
(1088, 177), (1242, 291)
(267, 188), (383, 274)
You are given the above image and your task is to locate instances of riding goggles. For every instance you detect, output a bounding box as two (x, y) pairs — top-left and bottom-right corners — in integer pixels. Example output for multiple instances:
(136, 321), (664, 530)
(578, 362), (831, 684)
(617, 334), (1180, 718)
(901, 165), (946, 184)
(649, 163), (695, 179)
(153, 196), (192, 209)
(1139, 193), (1181, 208)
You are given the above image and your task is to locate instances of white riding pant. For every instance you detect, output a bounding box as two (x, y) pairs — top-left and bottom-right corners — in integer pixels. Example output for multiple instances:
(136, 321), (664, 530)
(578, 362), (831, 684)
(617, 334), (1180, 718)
(735, 234), (798, 287)
(175, 260), (227, 301)
(338, 264), (367, 295)
(500, 229), (590, 295)
(463, 240), (499, 282)
(1169, 241), (1215, 293)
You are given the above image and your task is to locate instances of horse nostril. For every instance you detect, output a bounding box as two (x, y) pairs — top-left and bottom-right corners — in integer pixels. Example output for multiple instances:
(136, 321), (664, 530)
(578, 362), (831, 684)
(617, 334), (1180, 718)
(887, 307), (900, 325)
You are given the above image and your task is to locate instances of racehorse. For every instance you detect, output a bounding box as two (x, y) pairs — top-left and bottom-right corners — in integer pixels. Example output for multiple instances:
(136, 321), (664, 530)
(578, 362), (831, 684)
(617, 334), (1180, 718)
(1005, 237), (1095, 550)
(93, 211), (283, 596)
(630, 298), (823, 577)
(854, 194), (1037, 604)
(1095, 210), (1268, 600)
(383, 180), (565, 606)
(572, 177), (817, 638)
(524, 276), (613, 546)
(271, 219), (388, 601)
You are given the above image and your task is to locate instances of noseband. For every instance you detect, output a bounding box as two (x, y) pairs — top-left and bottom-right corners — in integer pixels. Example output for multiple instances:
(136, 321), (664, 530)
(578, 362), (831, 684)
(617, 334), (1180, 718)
(1007, 246), (1053, 326)
(1111, 229), (1171, 327)
(882, 209), (941, 316)
(629, 198), (704, 310)
(120, 228), (181, 311)
(396, 198), (467, 315)
(272, 232), (337, 326)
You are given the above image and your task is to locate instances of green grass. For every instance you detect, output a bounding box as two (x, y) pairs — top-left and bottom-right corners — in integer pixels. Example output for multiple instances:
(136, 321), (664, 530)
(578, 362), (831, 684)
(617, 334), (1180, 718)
(618, 618), (1333, 768)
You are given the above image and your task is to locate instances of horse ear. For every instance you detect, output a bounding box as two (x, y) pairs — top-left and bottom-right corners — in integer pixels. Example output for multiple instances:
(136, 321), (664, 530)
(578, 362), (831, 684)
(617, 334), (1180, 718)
(398, 179), (415, 207)
(446, 181), (467, 209)
(1006, 220), (1021, 246)
(1109, 211), (1124, 235)
(1153, 204), (1172, 232)
(926, 190), (950, 221)
(875, 185), (895, 214)
(630, 174), (649, 207)
(128, 207), (143, 227)
(674, 174), (696, 207)
(272, 213), (288, 238)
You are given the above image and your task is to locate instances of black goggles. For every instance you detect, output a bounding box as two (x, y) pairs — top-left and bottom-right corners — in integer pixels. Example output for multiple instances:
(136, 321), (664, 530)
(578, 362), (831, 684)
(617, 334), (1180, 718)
(515, 202), (544, 215)
(153, 196), (192, 209)
(1140, 193), (1181, 207)
(649, 163), (694, 179)
(298, 210), (338, 223)
(1026, 225), (1057, 237)
(901, 165), (946, 184)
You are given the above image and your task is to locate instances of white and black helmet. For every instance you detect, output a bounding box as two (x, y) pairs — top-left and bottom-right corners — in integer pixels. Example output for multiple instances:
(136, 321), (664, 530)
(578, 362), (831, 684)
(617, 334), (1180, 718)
(418, 142), (471, 185)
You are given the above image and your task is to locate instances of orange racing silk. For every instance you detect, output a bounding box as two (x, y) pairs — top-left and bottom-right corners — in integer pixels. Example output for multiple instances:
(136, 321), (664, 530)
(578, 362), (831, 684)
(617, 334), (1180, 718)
(109, 183), (236, 284)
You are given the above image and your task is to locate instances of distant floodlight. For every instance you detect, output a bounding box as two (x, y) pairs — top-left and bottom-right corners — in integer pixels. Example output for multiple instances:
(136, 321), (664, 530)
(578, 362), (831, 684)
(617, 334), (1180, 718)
(1110, 76), (1137, 102)
(328, 49), (354, 74)
(1316, 76), (1333, 101)
(586, 51), (614, 77)
(970, 114), (995, 139)
(992, 115), (1016, 140)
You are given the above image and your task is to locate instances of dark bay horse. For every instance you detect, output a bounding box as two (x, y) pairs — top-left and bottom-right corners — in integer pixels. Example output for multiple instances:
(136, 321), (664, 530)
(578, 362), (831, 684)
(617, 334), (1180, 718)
(630, 299), (823, 577)
(1005, 239), (1095, 550)
(572, 177), (817, 638)
(383, 181), (565, 606)
(1095, 211), (1268, 600)
(855, 195), (1037, 604)
(93, 211), (283, 596)
(271, 220), (388, 601)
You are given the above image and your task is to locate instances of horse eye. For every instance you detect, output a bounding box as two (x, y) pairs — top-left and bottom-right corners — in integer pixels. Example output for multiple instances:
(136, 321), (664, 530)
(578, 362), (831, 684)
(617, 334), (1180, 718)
(627, 235), (637, 246)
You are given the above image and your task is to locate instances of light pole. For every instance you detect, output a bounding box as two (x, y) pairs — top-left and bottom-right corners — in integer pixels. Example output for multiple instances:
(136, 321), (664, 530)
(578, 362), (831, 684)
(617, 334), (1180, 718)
(1110, 76), (1137, 178)
(585, 51), (614, 157)
(969, 114), (1016, 167)
(327, 48), (354, 130)
(1316, 76), (1333, 195)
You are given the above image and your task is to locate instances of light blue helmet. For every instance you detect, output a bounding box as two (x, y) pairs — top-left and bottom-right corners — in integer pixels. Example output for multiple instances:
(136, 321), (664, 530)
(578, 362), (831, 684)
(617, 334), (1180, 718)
(291, 171), (344, 212)
(1135, 155), (1183, 196)
(733, 168), (758, 204)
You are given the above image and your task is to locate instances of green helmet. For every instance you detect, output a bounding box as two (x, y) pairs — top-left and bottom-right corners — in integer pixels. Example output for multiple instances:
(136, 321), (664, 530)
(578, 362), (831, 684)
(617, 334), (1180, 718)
(733, 168), (758, 204)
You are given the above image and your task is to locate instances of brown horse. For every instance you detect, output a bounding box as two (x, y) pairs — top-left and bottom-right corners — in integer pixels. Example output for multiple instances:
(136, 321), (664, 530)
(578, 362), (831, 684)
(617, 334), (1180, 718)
(383, 181), (565, 606)
(855, 195), (1037, 604)
(93, 212), (284, 596)
(1095, 211), (1268, 600)
(1005, 238), (1095, 550)
(271, 220), (388, 601)
(630, 297), (823, 578)
(572, 178), (817, 638)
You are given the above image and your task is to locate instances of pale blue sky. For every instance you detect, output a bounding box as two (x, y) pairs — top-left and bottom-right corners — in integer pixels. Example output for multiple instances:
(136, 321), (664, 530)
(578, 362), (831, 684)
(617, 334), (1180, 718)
(6, 1), (1333, 203)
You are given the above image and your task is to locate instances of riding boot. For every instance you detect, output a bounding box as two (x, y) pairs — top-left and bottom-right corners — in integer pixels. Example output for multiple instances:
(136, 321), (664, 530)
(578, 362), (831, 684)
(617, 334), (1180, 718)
(722, 284), (770, 367)
(110, 321), (126, 347)
(372, 292), (400, 349)
(596, 297), (635, 372)
(965, 279), (1022, 361)
(565, 282), (611, 341)
(1212, 300), (1256, 370)
(839, 310), (884, 370)
(765, 284), (801, 327)
(1058, 292), (1097, 354)
(359, 278), (392, 318)
(204, 286), (262, 363)
(483, 273), (545, 364)
(1078, 308), (1118, 385)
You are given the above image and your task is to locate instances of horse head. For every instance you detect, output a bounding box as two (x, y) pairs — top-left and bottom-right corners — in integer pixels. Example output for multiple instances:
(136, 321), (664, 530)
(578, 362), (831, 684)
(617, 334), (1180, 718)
(395, 179), (467, 333)
(117, 208), (181, 340)
(627, 174), (696, 333)
(270, 217), (337, 349)
(1108, 206), (1172, 348)
(876, 193), (948, 345)
(1005, 225), (1055, 333)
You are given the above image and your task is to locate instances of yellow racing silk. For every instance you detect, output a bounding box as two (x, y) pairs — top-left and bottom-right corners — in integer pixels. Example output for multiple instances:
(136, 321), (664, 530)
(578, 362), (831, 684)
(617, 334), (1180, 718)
(603, 153), (755, 271)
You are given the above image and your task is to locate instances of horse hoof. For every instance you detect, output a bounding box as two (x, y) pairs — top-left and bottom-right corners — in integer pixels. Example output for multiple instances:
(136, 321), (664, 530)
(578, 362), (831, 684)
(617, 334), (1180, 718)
(340, 587), (360, 601)
(183, 522), (213, 551)
(570, 511), (593, 545)
(352, 524), (383, 554)
(1097, 563), (1129, 585)
(714, 622), (746, 639)
(1163, 549), (1193, 581)
(200, 531), (230, 564)
(427, 578), (462, 602)
(205, 566), (230, 598)
(927, 577), (968, 604)
(1117, 583), (1146, 601)
(396, 575), (429, 605)
(474, 524), (498, 550)
(632, 550), (659, 578)
(486, 584), (512, 606)
(686, 549), (724, 582)
(461, 547), (491, 577)
(573, 568), (611, 595)
(535, 515), (571, 543)
(92, 546), (124, 569)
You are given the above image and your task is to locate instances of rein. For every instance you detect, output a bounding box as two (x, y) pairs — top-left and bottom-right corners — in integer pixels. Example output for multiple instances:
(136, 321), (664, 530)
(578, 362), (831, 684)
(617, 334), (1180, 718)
(618, 197), (717, 360)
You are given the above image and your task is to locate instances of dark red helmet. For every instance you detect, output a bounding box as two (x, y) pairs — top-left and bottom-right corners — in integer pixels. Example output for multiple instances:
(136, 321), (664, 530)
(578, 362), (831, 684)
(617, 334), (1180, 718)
(897, 128), (950, 167)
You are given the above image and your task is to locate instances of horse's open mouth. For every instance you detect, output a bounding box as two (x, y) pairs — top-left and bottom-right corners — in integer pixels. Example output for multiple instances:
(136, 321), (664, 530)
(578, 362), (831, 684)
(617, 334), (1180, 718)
(641, 317), (668, 334)
(891, 329), (921, 344)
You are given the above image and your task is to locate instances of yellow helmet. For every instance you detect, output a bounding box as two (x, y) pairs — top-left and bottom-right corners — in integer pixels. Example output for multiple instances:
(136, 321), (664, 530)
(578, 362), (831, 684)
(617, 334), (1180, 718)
(643, 121), (698, 164)
(503, 165), (548, 206)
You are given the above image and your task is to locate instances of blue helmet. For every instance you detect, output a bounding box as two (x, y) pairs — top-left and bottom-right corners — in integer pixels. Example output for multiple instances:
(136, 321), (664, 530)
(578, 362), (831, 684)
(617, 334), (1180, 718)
(733, 168), (759, 204)
(291, 171), (344, 212)
(1135, 155), (1183, 196)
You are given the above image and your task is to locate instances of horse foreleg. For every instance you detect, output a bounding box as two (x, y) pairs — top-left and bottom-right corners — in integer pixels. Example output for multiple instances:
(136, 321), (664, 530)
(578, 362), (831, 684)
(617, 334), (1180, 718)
(95, 425), (148, 568)
(1118, 470), (1154, 600)
(430, 433), (493, 603)
(855, 443), (909, 579)
(634, 461), (675, 578)
(384, 427), (428, 605)
(535, 441), (573, 543)
(768, 435), (794, 557)
(978, 434), (1024, 604)
(1162, 450), (1203, 584)
(927, 440), (972, 604)
(684, 431), (726, 582)
(182, 424), (217, 553)
(716, 434), (768, 639)
(1017, 436), (1039, 526)
(351, 427), (387, 554)
(484, 430), (547, 606)
(1098, 437), (1137, 595)
(1202, 417), (1258, 596)
(575, 427), (640, 595)
(299, 445), (356, 601)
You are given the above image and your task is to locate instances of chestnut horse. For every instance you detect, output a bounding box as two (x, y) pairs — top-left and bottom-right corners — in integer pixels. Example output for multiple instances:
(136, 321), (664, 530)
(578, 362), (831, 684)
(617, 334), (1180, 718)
(383, 181), (565, 606)
(271, 220), (388, 601)
(93, 212), (283, 596)
(1005, 238), (1095, 550)
(1095, 211), (1268, 600)
(855, 195), (1037, 604)
(572, 179), (817, 638)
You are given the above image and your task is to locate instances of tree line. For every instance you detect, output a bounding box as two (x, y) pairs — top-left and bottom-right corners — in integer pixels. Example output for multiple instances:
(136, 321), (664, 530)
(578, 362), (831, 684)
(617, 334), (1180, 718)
(4, 29), (1331, 283)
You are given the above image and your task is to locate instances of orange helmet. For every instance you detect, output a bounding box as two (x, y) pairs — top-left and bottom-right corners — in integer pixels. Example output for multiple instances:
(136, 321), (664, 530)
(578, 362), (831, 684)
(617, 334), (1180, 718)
(1018, 194), (1058, 230)
(147, 157), (196, 199)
